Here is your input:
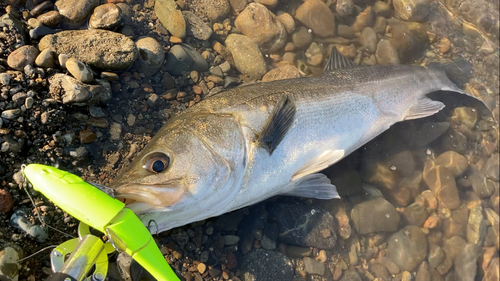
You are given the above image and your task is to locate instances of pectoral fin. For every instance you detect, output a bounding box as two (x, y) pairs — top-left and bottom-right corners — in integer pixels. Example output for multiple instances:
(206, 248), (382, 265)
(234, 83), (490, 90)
(257, 95), (296, 154)
(283, 173), (340, 199)
(292, 149), (345, 181)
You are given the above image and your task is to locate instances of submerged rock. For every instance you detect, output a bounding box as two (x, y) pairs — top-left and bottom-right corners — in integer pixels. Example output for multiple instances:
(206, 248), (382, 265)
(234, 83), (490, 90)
(165, 44), (208, 76)
(388, 226), (428, 271)
(135, 37), (165, 77)
(225, 34), (267, 79)
(155, 0), (186, 38)
(240, 249), (293, 281)
(295, 0), (335, 37)
(39, 29), (137, 70)
(392, 0), (431, 22)
(351, 197), (401, 234)
(183, 11), (213, 41)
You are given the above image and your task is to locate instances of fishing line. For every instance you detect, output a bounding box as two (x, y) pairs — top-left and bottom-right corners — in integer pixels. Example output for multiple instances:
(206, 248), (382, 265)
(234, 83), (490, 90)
(15, 245), (57, 263)
(20, 164), (76, 239)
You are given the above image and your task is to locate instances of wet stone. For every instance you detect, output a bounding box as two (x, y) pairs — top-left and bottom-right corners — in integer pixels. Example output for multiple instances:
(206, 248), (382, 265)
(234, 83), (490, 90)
(1, 109), (21, 120)
(340, 269), (362, 281)
(240, 249), (293, 281)
(352, 6), (376, 32)
(262, 65), (300, 82)
(234, 3), (287, 53)
(403, 202), (429, 227)
(359, 27), (377, 54)
(0, 73), (11, 86)
(189, 0), (230, 22)
(295, 0), (335, 37)
(268, 203), (337, 249)
(427, 244), (445, 269)
(55, 0), (99, 28)
(373, 1), (391, 17)
(7, 45), (39, 71)
(376, 39), (400, 65)
(37, 11), (61, 27)
(225, 34), (266, 79)
(454, 243), (480, 281)
(65, 58), (94, 83)
(386, 20), (428, 63)
(89, 3), (122, 30)
(165, 44), (208, 76)
(154, 0), (186, 38)
(370, 262), (390, 280)
(182, 11), (212, 41)
(292, 26), (313, 49)
(336, 0), (355, 18)
(223, 235), (240, 246)
(393, 0), (431, 22)
(350, 197), (400, 234)
(35, 49), (55, 68)
(388, 226), (428, 271)
(136, 37), (165, 77)
(303, 257), (325, 276)
(470, 170), (497, 198)
(423, 160), (460, 210)
(435, 151), (469, 176)
(276, 11), (295, 34)
(337, 25), (355, 39)
(443, 205), (469, 238)
(261, 223), (278, 250)
(466, 205), (486, 245)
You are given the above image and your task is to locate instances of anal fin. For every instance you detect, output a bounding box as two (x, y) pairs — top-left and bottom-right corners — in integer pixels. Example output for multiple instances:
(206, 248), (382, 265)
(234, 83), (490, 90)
(283, 173), (340, 199)
(404, 97), (445, 120)
(257, 95), (296, 154)
(292, 149), (345, 181)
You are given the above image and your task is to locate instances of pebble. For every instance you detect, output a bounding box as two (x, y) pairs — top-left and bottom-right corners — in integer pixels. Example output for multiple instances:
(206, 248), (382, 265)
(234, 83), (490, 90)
(27, 17), (43, 28)
(110, 122), (122, 141)
(454, 243), (480, 281)
(260, 223), (278, 250)
(292, 26), (313, 49)
(484, 153), (499, 181)
(466, 205), (486, 245)
(234, 3), (287, 53)
(35, 49), (55, 68)
(267, 203), (337, 249)
(197, 263), (206, 274)
(39, 29), (137, 70)
(1, 109), (21, 120)
(79, 130), (96, 144)
(165, 44), (208, 76)
(340, 269), (362, 281)
(276, 11), (295, 34)
(0, 247), (20, 281)
(10, 208), (49, 242)
(29, 25), (58, 40)
(427, 243), (445, 269)
(230, 0), (247, 14)
(336, 0), (355, 17)
(135, 37), (165, 77)
(25, 97), (34, 109)
(55, 0), (99, 28)
(154, 0), (186, 38)
(388, 226), (428, 271)
(223, 235), (240, 245)
(48, 73), (111, 105)
(30, 1), (53, 17)
(373, 16), (387, 34)
(470, 170), (497, 198)
(225, 34), (266, 79)
(303, 257), (325, 276)
(0, 73), (11, 86)
(443, 205), (468, 238)
(393, 0), (431, 21)
(359, 27), (377, 54)
(240, 249), (293, 281)
(352, 6), (376, 32)
(100, 72), (119, 81)
(0, 189), (14, 213)
(89, 3), (122, 30)
(183, 11), (213, 41)
(483, 258), (499, 281)
(350, 197), (400, 234)
(65, 58), (94, 83)
(295, 0), (335, 37)
(37, 11), (61, 27)
(262, 65), (300, 82)
(370, 262), (390, 280)
(58, 54), (70, 69)
(373, 1), (392, 17)
(7, 45), (39, 71)
(438, 37), (451, 53)
(386, 20), (427, 63)
(435, 151), (469, 176)
(190, 0), (230, 22)
(255, 0), (277, 7)
(423, 159), (460, 210)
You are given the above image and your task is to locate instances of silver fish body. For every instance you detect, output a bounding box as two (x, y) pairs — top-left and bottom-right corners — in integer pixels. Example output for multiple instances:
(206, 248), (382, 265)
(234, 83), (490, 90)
(112, 63), (468, 232)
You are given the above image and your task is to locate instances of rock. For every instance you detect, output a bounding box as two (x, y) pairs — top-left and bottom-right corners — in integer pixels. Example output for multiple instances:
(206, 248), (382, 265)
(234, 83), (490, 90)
(0, 73), (12, 86)
(376, 39), (400, 65)
(352, 6), (376, 32)
(403, 202), (429, 226)
(183, 11), (212, 41)
(435, 151), (469, 176)
(427, 244), (445, 269)
(466, 205), (486, 245)
(351, 197), (400, 234)
(10, 208), (49, 242)
(303, 257), (325, 276)
(29, 25), (58, 40)
(30, 1), (54, 17)
(255, 0), (277, 7)
(39, 29), (137, 70)
(7, 45), (39, 71)
(276, 11), (295, 34)
(135, 37), (165, 77)
(386, 19), (427, 63)
(292, 26), (313, 49)
(373, 1), (391, 17)
(393, 0), (430, 22)
(261, 223), (279, 250)
(48, 73), (111, 105)
(370, 262), (390, 280)
(58, 54), (70, 69)
(454, 244), (480, 281)
(388, 226), (428, 271)
(267, 203), (337, 249)
(55, 0), (99, 28)
(0, 13), (29, 45)
(110, 122), (122, 141)
(234, 3), (287, 53)
(483, 258), (499, 281)
(452, 107), (477, 129)
(0, 247), (20, 281)
(336, 0), (355, 17)
(230, 0), (247, 14)
(154, 0), (186, 39)
(241, 249), (293, 281)
(295, 0), (335, 37)
(225, 34), (266, 79)
(423, 160), (460, 210)
(0, 189), (14, 213)
(262, 65), (300, 82)
(165, 44), (208, 76)
(340, 269), (362, 281)
(37, 11), (61, 27)
(359, 27), (377, 54)
(443, 205), (469, 238)
(35, 48), (55, 68)
(190, 0), (230, 22)
(438, 37), (451, 53)
(337, 24), (355, 39)
(415, 121), (450, 147)
(470, 170), (497, 198)
(1, 109), (21, 120)
(65, 58), (94, 83)
(373, 16), (387, 34)
(223, 235), (240, 245)
(89, 3), (122, 30)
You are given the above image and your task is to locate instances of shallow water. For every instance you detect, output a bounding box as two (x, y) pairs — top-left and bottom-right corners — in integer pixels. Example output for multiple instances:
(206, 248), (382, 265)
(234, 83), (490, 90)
(0, 0), (498, 280)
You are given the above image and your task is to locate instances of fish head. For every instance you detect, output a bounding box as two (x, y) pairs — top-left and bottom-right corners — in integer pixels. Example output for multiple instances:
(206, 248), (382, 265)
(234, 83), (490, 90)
(111, 114), (247, 231)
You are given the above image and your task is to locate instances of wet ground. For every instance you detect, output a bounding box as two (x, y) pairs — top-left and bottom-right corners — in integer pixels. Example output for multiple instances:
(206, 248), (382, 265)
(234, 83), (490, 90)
(0, 0), (499, 280)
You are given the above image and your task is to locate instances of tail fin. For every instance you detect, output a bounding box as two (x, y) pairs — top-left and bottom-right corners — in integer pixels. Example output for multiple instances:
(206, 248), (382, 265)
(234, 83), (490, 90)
(427, 59), (473, 89)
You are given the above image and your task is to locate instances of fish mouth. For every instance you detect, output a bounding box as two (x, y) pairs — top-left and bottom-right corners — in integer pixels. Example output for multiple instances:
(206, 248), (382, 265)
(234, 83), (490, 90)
(114, 183), (185, 207)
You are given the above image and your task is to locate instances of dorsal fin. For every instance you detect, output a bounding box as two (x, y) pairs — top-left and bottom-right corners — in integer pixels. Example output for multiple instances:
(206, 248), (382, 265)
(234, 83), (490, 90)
(324, 47), (357, 72)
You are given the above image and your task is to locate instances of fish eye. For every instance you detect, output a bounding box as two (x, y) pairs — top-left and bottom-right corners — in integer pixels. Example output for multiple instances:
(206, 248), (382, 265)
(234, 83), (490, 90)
(143, 153), (170, 173)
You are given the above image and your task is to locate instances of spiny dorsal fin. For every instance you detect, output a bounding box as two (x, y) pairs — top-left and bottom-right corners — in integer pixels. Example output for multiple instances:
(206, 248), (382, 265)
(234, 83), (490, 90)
(257, 95), (296, 154)
(324, 47), (357, 72)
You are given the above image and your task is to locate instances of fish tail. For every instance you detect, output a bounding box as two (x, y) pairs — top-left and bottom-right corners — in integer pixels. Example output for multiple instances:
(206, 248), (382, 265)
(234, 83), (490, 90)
(427, 58), (473, 89)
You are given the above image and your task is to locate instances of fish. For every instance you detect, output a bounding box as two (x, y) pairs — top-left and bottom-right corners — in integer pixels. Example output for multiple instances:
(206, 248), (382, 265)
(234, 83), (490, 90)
(111, 49), (482, 232)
